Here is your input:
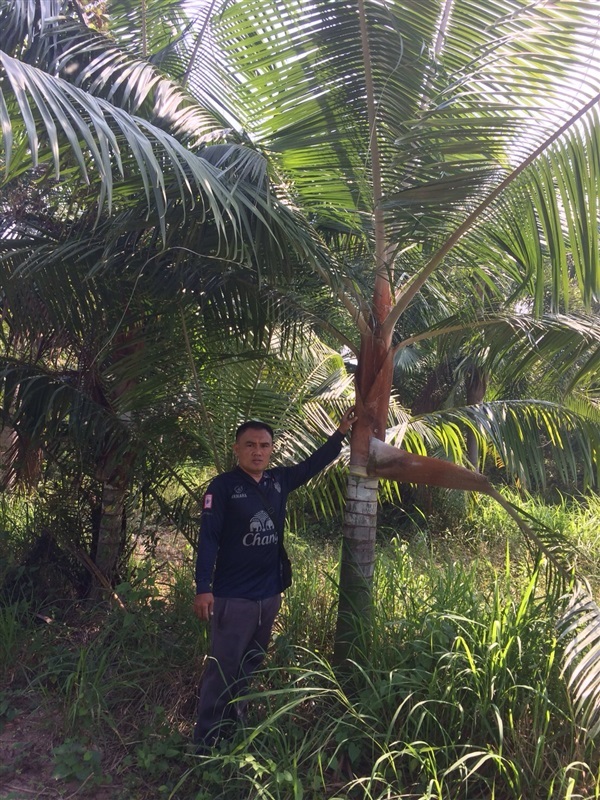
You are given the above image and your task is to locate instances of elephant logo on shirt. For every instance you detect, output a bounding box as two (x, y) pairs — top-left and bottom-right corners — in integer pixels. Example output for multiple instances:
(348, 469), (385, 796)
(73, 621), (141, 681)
(244, 510), (277, 546)
(249, 510), (274, 532)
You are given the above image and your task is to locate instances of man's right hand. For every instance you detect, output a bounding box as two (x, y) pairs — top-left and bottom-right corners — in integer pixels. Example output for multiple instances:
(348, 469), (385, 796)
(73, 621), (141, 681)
(194, 592), (214, 621)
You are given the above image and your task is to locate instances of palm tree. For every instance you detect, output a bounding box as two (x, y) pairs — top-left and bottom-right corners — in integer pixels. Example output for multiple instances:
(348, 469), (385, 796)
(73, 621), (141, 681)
(189, 0), (600, 729)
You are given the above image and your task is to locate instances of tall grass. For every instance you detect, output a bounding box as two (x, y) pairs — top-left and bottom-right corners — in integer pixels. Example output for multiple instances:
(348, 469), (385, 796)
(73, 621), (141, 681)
(1, 493), (600, 798)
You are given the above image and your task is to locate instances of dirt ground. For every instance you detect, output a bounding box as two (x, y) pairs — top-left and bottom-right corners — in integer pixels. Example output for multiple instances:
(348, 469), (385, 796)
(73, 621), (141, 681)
(0, 697), (119, 800)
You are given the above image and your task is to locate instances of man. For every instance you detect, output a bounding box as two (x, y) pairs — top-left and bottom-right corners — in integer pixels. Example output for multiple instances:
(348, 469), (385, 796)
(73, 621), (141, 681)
(193, 407), (357, 750)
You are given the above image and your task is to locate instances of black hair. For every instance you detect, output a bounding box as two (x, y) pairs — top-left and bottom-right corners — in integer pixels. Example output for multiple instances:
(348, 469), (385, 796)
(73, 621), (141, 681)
(235, 420), (274, 441)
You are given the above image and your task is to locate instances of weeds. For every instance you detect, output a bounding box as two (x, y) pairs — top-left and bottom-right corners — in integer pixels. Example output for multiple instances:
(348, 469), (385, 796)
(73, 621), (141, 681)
(1, 497), (599, 798)
(51, 738), (106, 784)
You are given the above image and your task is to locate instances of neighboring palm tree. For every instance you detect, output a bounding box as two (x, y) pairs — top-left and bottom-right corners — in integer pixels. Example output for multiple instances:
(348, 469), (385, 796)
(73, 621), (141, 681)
(0, 0), (332, 588)
(0, 188), (198, 588)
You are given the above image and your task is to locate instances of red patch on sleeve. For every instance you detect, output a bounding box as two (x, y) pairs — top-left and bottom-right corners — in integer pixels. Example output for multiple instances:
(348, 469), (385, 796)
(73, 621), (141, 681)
(203, 493), (213, 510)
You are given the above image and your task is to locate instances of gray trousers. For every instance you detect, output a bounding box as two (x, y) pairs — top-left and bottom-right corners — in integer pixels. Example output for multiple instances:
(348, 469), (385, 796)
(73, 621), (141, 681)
(193, 594), (282, 746)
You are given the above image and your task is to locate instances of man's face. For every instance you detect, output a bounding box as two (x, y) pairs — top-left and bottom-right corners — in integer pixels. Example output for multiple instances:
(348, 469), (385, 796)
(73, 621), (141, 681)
(234, 427), (274, 477)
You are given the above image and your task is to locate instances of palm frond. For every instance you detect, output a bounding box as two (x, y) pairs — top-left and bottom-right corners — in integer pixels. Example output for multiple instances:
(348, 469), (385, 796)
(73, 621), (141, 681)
(99, 0), (190, 61)
(424, 399), (600, 490)
(559, 580), (600, 739)
(465, 108), (600, 312)
(0, 52), (247, 229)
(398, 311), (600, 398)
(204, 0), (600, 246)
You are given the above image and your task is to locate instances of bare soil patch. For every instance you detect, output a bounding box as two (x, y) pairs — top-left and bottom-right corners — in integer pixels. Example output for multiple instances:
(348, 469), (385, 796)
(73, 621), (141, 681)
(0, 691), (120, 800)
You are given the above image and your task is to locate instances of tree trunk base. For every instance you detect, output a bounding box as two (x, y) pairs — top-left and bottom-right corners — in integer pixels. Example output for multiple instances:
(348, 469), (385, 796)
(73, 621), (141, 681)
(334, 473), (379, 662)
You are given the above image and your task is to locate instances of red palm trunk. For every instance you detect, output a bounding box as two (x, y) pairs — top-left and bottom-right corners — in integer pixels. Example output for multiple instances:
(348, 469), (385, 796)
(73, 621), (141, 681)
(335, 295), (394, 659)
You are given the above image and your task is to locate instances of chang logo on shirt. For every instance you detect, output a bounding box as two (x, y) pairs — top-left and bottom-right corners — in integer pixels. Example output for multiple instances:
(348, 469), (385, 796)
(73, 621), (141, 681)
(243, 510), (278, 546)
(232, 485), (248, 499)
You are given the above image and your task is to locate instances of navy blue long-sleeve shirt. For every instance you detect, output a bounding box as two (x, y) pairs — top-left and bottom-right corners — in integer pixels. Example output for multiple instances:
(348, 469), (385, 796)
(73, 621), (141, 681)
(195, 430), (344, 599)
